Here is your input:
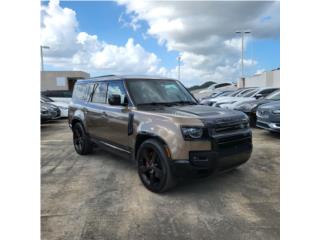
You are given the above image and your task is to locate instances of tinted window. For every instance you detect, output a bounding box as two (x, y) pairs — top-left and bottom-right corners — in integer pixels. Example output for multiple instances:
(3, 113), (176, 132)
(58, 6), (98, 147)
(43, 90), (72, 98)
(243, 89), (259, 97)
(107, 81), (127, 105)
(265, 90), (280, 100)
(92, 82), (108, 103)
(215, 83), (231, 88)
(259, 88), (278, 97)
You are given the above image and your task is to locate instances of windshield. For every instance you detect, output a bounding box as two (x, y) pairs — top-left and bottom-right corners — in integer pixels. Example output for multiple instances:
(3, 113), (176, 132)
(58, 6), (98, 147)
(265, 90), (280, 100)
(243, 89), (259, 97)
(126, 79), (197, 105)
(230, 89), (243, 96)
(41, 96), (54, 102)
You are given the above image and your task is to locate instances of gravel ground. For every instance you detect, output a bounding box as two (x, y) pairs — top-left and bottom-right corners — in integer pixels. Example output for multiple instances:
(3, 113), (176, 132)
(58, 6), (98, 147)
(41, 119), (280, 240)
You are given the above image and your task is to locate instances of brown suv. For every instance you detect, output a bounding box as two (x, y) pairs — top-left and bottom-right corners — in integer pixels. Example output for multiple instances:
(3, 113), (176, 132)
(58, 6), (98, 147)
(68, 75), (252, 192)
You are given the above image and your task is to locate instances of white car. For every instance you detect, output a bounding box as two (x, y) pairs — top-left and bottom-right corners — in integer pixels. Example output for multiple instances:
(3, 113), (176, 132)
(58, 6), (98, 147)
(41, 96), (69, 117)
(195, 82), (237, 99)
(203, 88), (257, 106)
(218, 88), (279, 110)
(41, 90), (72, 104)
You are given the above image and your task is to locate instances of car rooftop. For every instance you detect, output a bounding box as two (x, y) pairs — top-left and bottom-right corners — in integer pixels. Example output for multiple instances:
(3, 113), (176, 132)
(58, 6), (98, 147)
(77, 75), (176, 83)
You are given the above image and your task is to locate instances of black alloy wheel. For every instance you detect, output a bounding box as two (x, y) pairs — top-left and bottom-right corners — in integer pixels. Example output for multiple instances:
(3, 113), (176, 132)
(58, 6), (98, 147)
(72, 122), (92, 155)
(137, 139), (175, 193)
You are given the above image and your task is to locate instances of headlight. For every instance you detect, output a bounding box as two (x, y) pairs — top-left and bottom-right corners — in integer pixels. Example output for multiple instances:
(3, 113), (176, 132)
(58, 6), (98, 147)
(272, 109), (280, 114)
(181, 127), (203, 140)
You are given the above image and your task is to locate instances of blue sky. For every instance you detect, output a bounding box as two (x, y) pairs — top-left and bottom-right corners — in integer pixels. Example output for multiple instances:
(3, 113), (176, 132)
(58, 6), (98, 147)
(41, 0), (280, 86)
(59, 1), (180, 69)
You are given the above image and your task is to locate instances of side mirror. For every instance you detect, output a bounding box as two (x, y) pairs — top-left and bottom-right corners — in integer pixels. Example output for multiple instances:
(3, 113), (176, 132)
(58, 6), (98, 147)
(108, 94), (121, 105)
(255, 93), (263, 99)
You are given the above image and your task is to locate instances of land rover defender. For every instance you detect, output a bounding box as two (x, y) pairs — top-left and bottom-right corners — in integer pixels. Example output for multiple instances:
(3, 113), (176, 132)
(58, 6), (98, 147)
(68, 75), (252, 192)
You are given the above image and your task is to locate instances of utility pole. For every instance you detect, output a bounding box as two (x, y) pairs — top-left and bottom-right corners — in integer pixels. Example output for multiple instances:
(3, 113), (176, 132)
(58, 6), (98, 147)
(177, 55), (181, 80)
(40, 45), (50, 71)
(235, 31), (251, 79)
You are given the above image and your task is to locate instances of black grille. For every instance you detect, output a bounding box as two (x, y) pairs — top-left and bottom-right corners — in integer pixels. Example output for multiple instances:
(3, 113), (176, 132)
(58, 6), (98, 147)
(208, 121), (249, 135)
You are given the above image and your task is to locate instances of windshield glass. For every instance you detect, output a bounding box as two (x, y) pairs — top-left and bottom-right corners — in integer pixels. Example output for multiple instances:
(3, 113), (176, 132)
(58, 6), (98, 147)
(243, 89), (259, 97)
(126, 79), (197, 105)
(265, 90), (280, 100)
(41, 96), (54, 102)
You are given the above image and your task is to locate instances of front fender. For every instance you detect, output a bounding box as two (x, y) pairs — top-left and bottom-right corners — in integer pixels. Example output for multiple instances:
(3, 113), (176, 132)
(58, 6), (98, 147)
(136, 118), (211, 160)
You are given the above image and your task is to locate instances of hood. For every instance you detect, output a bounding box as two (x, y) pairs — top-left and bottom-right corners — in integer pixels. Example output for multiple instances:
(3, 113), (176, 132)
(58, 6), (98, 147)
(140, 104), (248, 126)
(259, 101), (280, 110)
(51, 101), (69, 108)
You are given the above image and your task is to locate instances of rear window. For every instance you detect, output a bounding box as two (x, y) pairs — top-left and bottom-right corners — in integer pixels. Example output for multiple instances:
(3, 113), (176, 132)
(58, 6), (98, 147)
(72, 83), (93, 101)
(42, 90), (72, 98)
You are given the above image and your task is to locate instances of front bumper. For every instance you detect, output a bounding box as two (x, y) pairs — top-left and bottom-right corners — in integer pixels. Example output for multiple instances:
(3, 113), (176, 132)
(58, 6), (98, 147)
(256, 120), (280, 132)
(170, 130), (252, 177)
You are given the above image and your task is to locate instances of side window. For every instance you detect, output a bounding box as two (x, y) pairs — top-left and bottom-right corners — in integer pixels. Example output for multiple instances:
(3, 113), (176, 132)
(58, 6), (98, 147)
(92, 82), (108, 103)
(259, 89), (277, 97)
(73, 84), (89, 101)
(107, 81), (127, 105)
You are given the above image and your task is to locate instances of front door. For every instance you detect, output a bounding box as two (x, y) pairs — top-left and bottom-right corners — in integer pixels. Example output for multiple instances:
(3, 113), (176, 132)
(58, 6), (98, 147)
(103, 81), (129, 150)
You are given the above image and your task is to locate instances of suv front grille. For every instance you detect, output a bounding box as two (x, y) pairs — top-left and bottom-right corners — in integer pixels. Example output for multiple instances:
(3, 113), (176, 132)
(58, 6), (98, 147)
(208, 121), (249, 135)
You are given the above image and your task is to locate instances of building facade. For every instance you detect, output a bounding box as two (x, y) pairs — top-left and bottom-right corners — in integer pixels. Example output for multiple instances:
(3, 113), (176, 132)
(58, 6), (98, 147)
(238, 68), (280, 88)
(41, 71), (90, 91)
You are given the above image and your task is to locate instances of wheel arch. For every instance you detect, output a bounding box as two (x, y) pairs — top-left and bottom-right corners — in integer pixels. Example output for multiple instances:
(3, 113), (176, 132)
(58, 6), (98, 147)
(134, 132), (171, 161)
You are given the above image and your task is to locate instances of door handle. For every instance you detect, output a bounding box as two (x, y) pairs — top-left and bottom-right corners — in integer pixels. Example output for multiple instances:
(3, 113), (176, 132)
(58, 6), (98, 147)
(102, 111), (108, 117)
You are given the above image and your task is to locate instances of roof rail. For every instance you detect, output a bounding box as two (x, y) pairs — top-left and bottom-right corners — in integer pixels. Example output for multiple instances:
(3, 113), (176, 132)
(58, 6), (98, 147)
(92, 74), (116, 78)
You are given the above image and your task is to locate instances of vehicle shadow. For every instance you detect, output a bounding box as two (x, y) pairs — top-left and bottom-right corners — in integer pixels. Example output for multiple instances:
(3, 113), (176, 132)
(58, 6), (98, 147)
(93, 146), (246, 195)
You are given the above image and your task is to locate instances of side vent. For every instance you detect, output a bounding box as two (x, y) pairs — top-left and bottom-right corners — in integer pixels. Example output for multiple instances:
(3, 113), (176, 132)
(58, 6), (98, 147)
(128, 113), (134, 135)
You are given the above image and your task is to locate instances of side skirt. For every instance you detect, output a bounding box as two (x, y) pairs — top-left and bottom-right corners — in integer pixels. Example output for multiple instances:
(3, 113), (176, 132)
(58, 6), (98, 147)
(90, 138), (134, 162)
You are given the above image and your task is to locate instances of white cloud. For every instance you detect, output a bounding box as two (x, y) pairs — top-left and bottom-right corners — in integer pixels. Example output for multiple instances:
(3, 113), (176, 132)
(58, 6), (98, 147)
(41, 0), (163, 76)
(41, 0), (279, 87)
(117, 0), (279, 86)
(255, 69), (265, 75)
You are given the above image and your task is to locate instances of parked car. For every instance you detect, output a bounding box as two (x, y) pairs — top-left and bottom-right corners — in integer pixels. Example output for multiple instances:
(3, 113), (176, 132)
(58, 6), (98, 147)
(41, 95), (69, 117)
(217, 87), (279, 109)
(204, 87), (258, 107)
(200, 90), (235, 104)
(68, 75), (252, 193)
(41, 102), (61, 122)
(234, 90), (280, 126)
(201, 87), (258, 106)
(256, 101), (280, 132)
(194, 82), (237, 99)
(41, 90), (72, 104)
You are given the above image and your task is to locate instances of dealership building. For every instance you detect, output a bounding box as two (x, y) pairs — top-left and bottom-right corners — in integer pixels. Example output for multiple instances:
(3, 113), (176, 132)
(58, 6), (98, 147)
(237, 68), (280, 88)
(41, 71), (90, 92)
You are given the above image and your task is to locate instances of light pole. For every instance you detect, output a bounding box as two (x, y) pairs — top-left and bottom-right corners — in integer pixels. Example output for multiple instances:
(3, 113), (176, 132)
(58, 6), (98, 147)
(235, 31), (250, 79)
(177, 55), (181, 80)
(40, 45), (50, 71)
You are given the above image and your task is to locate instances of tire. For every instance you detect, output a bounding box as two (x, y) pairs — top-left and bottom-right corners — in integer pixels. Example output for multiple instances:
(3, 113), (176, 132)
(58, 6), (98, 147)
(137, 139), (175, 193)
(72, 122), (93, 155)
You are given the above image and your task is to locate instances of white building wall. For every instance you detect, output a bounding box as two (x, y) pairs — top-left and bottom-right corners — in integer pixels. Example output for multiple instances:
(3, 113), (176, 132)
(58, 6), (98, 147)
(237, 69), (280, 88)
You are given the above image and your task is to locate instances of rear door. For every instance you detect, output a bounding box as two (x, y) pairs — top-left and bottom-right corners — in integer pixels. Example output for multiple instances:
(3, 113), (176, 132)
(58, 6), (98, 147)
(85, 81), (109, 138)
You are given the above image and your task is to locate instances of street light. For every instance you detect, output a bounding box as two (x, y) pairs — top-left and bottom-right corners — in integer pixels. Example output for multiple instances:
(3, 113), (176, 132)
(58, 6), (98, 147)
(177, 55), (181, 80)
(40, 45), (50, 72)
(235, 31), (251, 79)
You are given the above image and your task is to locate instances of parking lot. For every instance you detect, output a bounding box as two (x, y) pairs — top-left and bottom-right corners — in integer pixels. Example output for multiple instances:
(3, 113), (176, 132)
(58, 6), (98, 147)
(41, 119), (280, 240)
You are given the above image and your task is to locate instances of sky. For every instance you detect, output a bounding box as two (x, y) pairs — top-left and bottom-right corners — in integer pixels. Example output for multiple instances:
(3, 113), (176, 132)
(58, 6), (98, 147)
(40, 0), (280, 87)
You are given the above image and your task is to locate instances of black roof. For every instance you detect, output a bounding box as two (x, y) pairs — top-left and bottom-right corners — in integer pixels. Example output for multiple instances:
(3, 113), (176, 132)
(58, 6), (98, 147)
(77, 75), (175, 83)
